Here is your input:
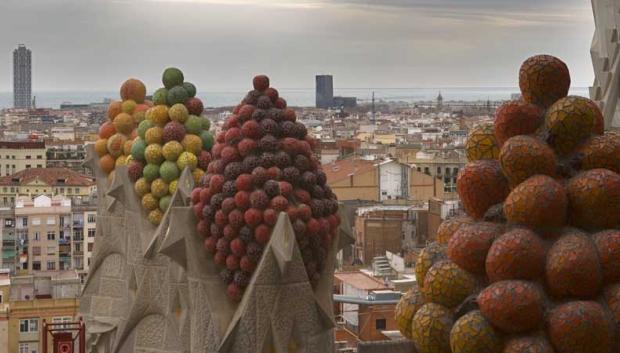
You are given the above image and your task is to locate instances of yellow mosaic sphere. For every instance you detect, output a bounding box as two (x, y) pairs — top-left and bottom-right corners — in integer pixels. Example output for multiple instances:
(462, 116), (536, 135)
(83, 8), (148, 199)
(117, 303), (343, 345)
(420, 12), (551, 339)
(192, 168), (205, 186)
(144, 144), (164, 165)
(115, 155), (128, 167)
(182, 134), (202, 156)
(544, 96), (599, 156)
(411, 303), (453, 353)
(169, 103), (189, 123)
(162, 141), (184, 161)
(148, 209), (164, 226)
(465, 123), (500, 162)
(395, 286), (425, 339)
(121, 99), (137, 114)
(450, 310), (502, 353)
(169, 180), (178, 195)
(146, 105), (170, 126)
(177, 151), (198, 172)
(141, 193), (159, 211)
(422, 261), (477, 308)
(151, 178), (169, 199)
(134, 178), (151, 197)
(145, 126), (164, 145)
(415, 242), (447, 287)
(95, 139), (108, 157)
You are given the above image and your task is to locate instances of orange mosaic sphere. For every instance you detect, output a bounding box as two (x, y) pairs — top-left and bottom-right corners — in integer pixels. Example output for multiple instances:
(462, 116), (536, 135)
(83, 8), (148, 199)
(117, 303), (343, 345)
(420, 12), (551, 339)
(544, 96), (600, 156)
(603, 284), (620, 344)
(120, 78), (147, 104)
(547, 301), (613, 353)
(107, 100), (122, 121)
(477, 280), (544, 333)
(449, 310), (502, 353)
(447, 222), (502, 274)
(465, 123), (500, 162)
(493, 100), (544, 147)
(503, 175), (567, 229)
(567, 169), (620, 230)
(592, 230), (620, 284)
(545, 231), (602, 299)
(415, 242), (447, 286)
(422, 261), (477, 308)
(411, 303), (454, 353)
(504, 336), (555, 353)
(457, 160), (509, 220)
(436, 216), (474, 245)
(499, 135), (557, 188)
(485, 228), (546, 283)
(577, 132), (620, 174)
(99, 154), (115, 174)
(519, 55), (570, 109)
(394, 286), (425, 339)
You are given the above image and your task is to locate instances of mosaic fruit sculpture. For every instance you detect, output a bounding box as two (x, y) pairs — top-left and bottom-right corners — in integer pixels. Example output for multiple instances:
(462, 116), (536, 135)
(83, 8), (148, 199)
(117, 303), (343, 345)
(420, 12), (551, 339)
(397, 55), (620, 353)
(96, 78), (149, 175)
(192, 75), (339, 301)
(464, 122), (499, 162)
(130, 68), (213, 226)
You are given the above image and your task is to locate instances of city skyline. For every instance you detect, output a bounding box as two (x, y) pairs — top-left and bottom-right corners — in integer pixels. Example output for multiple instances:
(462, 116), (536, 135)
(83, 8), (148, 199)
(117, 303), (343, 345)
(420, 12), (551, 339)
(0, 0), (595, 91)
(13, 44), (31, 109)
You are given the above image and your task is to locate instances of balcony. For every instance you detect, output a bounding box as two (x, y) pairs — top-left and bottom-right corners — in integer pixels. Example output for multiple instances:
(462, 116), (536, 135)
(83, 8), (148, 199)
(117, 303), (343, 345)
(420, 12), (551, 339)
(72, 235), (83, 242)
(73, 250), (83, 256)
(58, 237), (71, 245)
(72, 221), (84, 228)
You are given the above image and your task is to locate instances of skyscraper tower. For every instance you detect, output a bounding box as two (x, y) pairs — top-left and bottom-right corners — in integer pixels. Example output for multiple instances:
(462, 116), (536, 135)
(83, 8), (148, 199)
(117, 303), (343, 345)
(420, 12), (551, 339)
(13, 44), (32, 109)
(316, 75), (334, 109)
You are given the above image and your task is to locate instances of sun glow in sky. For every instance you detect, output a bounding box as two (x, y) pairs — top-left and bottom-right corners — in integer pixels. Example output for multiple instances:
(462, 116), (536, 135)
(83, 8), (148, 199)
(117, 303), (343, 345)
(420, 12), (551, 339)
(0, 0), (595, 91)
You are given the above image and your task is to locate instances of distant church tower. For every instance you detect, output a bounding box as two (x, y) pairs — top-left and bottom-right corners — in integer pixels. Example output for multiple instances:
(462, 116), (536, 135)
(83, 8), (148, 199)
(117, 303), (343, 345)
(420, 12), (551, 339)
(436, 91), (443, 110)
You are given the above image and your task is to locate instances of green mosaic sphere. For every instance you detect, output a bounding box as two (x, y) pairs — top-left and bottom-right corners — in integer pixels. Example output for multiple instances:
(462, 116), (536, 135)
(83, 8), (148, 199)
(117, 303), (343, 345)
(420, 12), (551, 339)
(159, 160), (180, 183)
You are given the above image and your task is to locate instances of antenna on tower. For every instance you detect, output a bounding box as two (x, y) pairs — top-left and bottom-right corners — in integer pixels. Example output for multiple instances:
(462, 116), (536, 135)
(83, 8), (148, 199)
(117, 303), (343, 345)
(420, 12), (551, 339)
(372, 91), (376, 123)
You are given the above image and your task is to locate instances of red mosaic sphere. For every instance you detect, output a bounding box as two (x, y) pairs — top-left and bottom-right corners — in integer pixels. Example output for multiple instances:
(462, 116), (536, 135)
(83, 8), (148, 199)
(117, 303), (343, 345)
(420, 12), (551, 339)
(436, 216), (474, 245)
(544, 96), (600, 156)
(499, 135), (557, 188)
(447, 222), (502, 274)
(493, 100), (544, 146)
(592, 230), (620, 284)
(519, 55), (570, 109)
(603, 284), (620, 345)
(567, 169), (620, 230)
(504, 336), (555, 353)
(457, 160), (509, 220)
(545, 231), (602, 299)
(478, 280), (544, 333)
(577, 132), (620, 174)
(485, 228), (546, 283)
(547, 301), (613, 353)
(503, 175), (567, 229)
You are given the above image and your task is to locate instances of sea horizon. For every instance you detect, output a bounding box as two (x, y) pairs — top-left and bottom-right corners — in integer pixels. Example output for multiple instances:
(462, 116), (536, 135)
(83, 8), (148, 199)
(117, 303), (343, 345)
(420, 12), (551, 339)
(0, 86), (591, 110)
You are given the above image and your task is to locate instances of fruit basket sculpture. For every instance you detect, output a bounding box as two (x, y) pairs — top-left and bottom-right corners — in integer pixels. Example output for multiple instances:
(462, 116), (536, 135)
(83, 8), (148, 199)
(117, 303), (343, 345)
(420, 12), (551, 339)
(395, 55), (620, 353)
(80, 73), (353, 353)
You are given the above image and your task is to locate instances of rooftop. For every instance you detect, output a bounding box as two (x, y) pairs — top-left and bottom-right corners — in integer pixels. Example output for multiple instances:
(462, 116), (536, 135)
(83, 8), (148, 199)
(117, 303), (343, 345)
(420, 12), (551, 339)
(334, 271), (387, 291)
(324, 158), (377, 184)
(0, 167), (94, 187)
(0, 140), (45, 149)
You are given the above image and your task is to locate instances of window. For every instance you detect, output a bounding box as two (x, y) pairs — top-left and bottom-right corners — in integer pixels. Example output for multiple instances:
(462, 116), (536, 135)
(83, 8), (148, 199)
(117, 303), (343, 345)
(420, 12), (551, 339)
(37, 155), (42, 159)
(22, 217), (27, 227)
(37, 164), (42, 168)
(47, 231), (55, 240)
(87, 214), (96, 223)
(19, 343), (28, 353)
(25, 155), (31, 159)
(87, 228), (96, 238)
(376, 318), (386, 330)
(25, 165), (31, 169)
(34, 232), (40, 241)
(32, 246), (41, 256)
(2, 187), (6, 192)
(32, 218), (40, 225)
(47, 261), (56, 270)
(47, 217), (55, 225)
(32, 261), (41, 270)
(75, 243), (82, 252)
(19, 318), (39, 333)
(437, 167), (441, 174)
(88, 243), (94, 252)
(47, 246), (55, 255)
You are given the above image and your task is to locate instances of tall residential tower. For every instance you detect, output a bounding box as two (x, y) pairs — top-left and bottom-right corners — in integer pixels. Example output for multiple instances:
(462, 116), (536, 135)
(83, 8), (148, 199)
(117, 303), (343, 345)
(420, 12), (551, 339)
(316, 75), (334, 109)
(13, 44), (32, 109)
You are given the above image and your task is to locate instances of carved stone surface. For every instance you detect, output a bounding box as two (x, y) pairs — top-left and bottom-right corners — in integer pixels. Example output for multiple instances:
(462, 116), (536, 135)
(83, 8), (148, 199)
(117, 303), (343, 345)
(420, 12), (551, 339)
(590, 0), (620, 129)
(80, 145), (354, 353)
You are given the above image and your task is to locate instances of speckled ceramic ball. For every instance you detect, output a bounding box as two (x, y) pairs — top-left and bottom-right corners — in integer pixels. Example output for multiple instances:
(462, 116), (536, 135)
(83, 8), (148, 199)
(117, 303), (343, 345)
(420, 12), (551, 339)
(162, 141), (184, 161)
(457, 160), (509, 220)
(150, 178), (169, 199)
(415, 242), (447, 287)
(485, 228), (546, 282)
(499, 135), (557, 188)
(394, 286), (426, 339)
(544, 96), (600, 156)
(182, 134), (203, 156)
(144, 144), (163, 165)
(159, 160), (180, 183)
(447, 222), (502, 274)
(134, 177), (150, 198)
(141, 193), (159, 211)
(436, 216), (474, 245)
(465, 123), (500, 162)
(148, 209), (164, 226)
(493, 100), (544, 146)
(547, 301), (613, 353)
(503, 175), (567, 229)
(519, 55), (570, 108)
(177, 151), (198, 171)
(411, 303), (454, 353)
(504, 336), (555, 353)
(577, 132), (620, 174)
(566, 169), (620, 229)
(449, 310), (502, 353)
(422, 261), (477, 308)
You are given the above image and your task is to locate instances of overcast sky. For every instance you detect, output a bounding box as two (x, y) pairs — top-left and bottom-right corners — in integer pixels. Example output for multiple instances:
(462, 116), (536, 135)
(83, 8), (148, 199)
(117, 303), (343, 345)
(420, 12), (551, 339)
(0, 0), (595, 92)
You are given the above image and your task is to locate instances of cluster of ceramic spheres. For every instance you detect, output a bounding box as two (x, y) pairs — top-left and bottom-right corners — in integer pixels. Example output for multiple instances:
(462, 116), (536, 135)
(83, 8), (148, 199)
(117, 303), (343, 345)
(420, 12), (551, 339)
(96, 69), (214, 226)
(395, 54), (620, 353)
(190, 75), (340, 301)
